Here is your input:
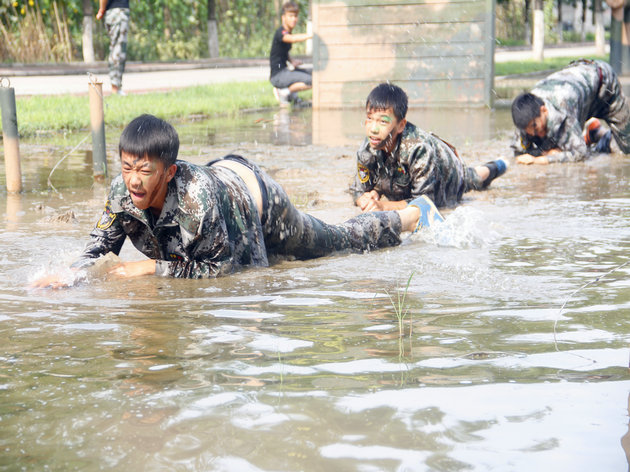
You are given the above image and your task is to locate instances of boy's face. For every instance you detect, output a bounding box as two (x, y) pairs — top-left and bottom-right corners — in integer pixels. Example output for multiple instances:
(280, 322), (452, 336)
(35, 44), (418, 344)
(282, 11), (298, 30)
(121, 152), (176, 213)
(524, 105), (548, 138)
(365, 107), (406, 152)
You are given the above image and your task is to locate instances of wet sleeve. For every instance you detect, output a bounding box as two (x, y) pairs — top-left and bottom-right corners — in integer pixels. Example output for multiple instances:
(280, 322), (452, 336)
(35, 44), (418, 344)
(71, 200), (126, 269)
(546, 119), (589, 163)
(353, 145), (376, 200)
(154, 205), (236, 279)
(510, 131), (543, 157)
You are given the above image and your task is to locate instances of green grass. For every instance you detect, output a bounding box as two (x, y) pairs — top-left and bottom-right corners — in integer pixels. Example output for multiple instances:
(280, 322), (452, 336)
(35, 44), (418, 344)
(3, 80), (281, 137)
(495, 55), (608, 76)
(0, 55), (609, 136)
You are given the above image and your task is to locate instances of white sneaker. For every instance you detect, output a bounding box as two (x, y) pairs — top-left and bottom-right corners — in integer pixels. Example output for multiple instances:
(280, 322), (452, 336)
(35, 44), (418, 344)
(273, 87), (290, 106)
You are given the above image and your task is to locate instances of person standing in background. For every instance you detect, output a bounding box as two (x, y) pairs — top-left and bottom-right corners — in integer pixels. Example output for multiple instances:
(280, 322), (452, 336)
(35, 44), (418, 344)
(96, 0), (130, 95)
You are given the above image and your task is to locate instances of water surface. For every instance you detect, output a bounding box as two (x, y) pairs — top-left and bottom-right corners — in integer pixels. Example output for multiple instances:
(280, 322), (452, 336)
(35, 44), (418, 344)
(1, 107), (630, 471)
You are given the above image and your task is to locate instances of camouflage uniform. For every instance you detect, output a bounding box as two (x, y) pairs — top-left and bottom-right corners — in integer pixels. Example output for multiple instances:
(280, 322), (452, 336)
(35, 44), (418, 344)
(104, 6), (130, 89)
(73, 157), (402, 279)
(354, 122), (483, 208)
(511, 59), (630, 163)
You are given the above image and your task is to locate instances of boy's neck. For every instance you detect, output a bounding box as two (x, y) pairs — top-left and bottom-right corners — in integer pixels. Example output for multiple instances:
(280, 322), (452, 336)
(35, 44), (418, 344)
(383, 131), (402, 155)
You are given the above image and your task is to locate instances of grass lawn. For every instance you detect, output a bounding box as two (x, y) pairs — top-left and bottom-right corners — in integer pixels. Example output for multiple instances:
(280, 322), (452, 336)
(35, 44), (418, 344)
(0, 55), (608, 136)
(4, 80), (286, 137)
(495, 55), (608, 76)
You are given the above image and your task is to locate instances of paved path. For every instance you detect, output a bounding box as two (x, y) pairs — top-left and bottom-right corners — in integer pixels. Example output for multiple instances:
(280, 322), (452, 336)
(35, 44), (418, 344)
(0, 43), (609, 96)
(1, 65), (269, 96)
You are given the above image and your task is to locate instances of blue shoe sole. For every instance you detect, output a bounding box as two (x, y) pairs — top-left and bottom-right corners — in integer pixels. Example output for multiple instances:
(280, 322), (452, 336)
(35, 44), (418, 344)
(408, 195), (444, 233)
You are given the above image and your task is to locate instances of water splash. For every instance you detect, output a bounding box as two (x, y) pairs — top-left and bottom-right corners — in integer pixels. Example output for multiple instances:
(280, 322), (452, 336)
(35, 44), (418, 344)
(414, 206), (501, 249)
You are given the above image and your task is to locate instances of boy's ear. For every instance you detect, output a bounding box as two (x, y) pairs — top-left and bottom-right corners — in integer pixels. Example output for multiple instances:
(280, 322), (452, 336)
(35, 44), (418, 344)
(539, 105), (547, 116)
(165, 163), (177, 182)
(396, 117), (407, 135)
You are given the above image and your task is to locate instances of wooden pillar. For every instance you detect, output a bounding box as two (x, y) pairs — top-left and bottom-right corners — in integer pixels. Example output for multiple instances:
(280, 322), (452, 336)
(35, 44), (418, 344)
(607, 0), (630, 75)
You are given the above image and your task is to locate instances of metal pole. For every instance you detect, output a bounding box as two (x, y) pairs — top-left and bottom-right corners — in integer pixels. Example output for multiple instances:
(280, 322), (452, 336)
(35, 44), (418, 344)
(0, 78), (23, 193)
(88, 75), (107, 181)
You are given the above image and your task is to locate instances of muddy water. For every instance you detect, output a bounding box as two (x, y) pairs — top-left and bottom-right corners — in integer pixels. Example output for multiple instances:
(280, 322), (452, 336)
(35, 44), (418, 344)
(2, 107), (630, 471)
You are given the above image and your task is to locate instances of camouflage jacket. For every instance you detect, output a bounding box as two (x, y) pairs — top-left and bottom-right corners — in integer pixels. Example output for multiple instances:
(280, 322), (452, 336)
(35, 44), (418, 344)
(73, 160), (268, 278)
(354, 122), (467, 207)
(511, 60), (613, 163)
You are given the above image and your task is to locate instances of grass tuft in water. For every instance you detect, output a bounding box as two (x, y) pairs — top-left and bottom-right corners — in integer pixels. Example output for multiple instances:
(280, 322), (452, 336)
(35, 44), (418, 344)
(386, 271), (415, 340)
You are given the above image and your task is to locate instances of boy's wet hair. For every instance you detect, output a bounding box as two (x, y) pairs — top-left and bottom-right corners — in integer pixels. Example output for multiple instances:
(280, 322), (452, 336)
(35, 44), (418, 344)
(282, 1), (299, 14)
(119, 114), (179, 167)
(511, 93), (545, 130)
(366, 83), (408, 121)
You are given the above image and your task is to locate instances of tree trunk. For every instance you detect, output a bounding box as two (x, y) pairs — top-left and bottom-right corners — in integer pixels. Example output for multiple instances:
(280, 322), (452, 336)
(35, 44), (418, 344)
(207, 0), (219, 58)
(595, 0), (606, 53)
(581, 0), (587, 41)
(164, 4), (171, 39)
(533, 0), (544, 60)
(81, 0), (95, 63)
(525, 0), (531, 44)
(557, 0), (563, 43)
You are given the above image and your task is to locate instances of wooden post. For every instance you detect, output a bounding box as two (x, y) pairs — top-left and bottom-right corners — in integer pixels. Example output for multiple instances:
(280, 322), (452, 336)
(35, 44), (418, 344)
(88, 75), (107, 180)
(607, 0), (630, 75)
(0, 78), (23, 193)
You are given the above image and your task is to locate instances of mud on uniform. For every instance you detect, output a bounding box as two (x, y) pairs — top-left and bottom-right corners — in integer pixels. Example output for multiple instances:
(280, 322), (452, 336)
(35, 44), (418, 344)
(104, 0), (130, 89)
(353, 122), (483, 208)
(511, 59), (630, 163)
(73, 157), (402, 279)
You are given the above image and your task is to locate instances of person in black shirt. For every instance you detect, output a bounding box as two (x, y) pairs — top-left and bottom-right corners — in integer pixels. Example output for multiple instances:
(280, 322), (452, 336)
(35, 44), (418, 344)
(269, 1), (313, 106)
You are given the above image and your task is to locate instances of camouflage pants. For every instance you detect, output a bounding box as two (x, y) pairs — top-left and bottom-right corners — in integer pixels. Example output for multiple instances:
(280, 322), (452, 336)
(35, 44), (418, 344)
(249, 161), (404, 259)
(431, 154), (484, 207)
(596, 61), (630, 153)
(104, 8), (130, 89)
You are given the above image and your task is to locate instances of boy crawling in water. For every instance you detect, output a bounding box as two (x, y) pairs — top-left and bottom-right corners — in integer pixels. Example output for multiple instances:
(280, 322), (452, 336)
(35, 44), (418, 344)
(354, 83), (507, 212)
(33, 114), (443, 287)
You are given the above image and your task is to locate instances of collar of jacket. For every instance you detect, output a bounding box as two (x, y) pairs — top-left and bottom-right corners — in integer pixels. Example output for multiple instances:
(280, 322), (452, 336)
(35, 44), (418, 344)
(108, 173), (202, 237)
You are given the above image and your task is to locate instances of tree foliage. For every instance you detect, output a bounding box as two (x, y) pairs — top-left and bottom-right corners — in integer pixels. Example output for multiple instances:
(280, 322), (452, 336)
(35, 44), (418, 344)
(0, 0), (309, 63)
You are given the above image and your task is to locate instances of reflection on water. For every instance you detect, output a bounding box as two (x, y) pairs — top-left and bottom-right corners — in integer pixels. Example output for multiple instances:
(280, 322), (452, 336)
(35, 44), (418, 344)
(1, 107), (630, 470)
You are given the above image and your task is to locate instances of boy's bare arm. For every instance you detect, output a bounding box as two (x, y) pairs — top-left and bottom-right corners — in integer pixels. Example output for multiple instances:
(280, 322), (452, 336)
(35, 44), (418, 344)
(109, 260), (157, 278)
(361, 199), (408, 212)
(282, 32), (313, 44)
(516, 149), (557, 165)
(96, 0), (107, 19)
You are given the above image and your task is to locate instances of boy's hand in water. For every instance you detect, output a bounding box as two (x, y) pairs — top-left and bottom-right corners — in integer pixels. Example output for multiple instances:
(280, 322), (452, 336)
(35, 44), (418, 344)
(517, 154), (549, 165)
(30, 272), (75, 289)
(108, 260), (156, 278)
(516, 154), (535, 165)
(356, 190), (380, 211)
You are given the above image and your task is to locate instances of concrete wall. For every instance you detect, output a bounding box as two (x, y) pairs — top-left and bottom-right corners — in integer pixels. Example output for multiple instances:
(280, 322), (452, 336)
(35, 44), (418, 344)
(312, 0), (496, 109)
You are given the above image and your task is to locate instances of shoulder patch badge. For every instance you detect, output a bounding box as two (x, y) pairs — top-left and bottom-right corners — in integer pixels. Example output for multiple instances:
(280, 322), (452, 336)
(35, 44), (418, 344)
(358, 164), (370, 184)
(96, 200), (117, 230)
